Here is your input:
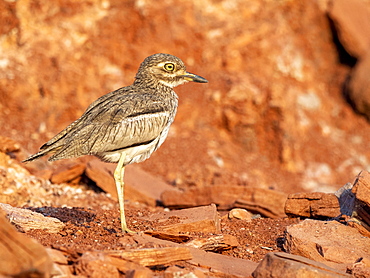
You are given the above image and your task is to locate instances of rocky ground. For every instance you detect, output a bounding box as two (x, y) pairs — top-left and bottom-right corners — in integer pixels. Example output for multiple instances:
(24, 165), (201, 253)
(0, 0), (370, 277)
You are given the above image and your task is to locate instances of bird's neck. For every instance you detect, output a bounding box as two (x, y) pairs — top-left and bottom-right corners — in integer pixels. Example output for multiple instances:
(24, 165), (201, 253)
(133, 76), (174, 92)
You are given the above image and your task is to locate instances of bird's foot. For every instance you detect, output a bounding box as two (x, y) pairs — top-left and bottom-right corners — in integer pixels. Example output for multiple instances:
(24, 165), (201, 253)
(123, 228), (136, 234)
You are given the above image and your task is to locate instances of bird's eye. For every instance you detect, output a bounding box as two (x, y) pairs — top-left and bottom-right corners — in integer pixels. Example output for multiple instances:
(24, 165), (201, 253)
(164, 63), (175, 72)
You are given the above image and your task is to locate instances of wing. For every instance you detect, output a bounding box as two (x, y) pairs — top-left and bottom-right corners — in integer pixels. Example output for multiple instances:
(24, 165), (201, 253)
(47, 89), (177, 161)
(40, 88), (124, 150)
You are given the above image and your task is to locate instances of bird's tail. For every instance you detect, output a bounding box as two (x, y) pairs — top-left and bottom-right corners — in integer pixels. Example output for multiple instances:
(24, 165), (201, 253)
(22, 146), (61, 163)
(22, 150), (48, 163)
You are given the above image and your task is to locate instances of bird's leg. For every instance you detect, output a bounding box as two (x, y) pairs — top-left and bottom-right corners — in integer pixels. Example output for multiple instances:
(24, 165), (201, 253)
(114, 153), (134, 233)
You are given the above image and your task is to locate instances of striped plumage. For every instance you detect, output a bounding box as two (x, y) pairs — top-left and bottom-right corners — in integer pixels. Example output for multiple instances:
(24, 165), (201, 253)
(23, 53), (208, 232)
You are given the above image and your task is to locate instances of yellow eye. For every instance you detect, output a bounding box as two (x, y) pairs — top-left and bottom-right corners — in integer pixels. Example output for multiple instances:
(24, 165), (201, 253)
(164, 63), (175, 72)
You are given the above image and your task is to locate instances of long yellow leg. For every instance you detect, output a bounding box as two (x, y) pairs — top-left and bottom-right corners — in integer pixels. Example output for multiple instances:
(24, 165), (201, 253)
(113, 153), (134, 233)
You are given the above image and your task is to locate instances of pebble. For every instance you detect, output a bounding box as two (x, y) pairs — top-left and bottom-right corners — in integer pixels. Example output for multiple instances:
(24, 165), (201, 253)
(228, 208), (253, 221)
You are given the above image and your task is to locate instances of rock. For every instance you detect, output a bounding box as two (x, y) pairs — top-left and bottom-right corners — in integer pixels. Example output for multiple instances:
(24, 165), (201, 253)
(142, 204), (220, 234)
(144, 231), (192, 243)
(347, 257), (370, 278)
(161, 185), (287, 218)
(335, 182), (356, 216)
(125, 164), (178, 207)
(126, 268), (153, 278)
(252, 252), (351, 278)
(0, 152), (114, 209)
(164, 266), (206, 278)
(228, 208), (253, 220)
(106, 247), (192, 267)
(50, 162), (86, 184)
(235, 188), (288, 218)
(77, 251), (153, 277)
(283, 219), (370, 271)
(85, 159), (116, 199)
(0, 135), (20, 154)
(86, 158), (176, 206)
(0, 211), (53, 277)
(328, 0), (370, 59)
(284, 192), (340, 218)
(351, 170), (370, 207)
(78, 247), (192, 276)
(0, 152), (42, 207)
(334, 171), (370, 236)
(350, 171), (370, 236)
(185, 234), (239, 252)
(347, 50), (370, 120)
(0, 203), (65, 233)
(76, 252), (121, 278)
(133, 233), (258, 277)
(45, 248), (73, 277)
(1, 0), (368, 201)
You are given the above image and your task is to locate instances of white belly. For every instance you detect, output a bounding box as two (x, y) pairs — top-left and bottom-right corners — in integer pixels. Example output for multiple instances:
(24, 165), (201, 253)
(97, 124), (171, 166)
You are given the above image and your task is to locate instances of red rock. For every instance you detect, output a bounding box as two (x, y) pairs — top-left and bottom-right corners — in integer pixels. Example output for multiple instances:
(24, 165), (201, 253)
(285, 192), (340, 218)
(126, 268), (153, 278)
(0, 203), (65, 233)
(284, 219), (370, 271)
(347, 257), (370, 278)
(50, 162), (86, 184)
(76, 250), (155, 277)
(0, 135), (20, 153)
(334, 172), (370, 236)
(348, 51), (370, 120)
(185, 234), (239, 252)
(0, 211), (53, 277)
(164, 266), (206, 278)
(351, 170), (370, 207)
(45, 248), (73, 277)
(106, 247), (192, 267)
(0, 0), (368, 201)
(328, 0), (370, 58)
(252, 252), (351, 278)
(228, 208), (253, 220)
(133, 233), (258, 277)
(161, 185), (287, 218)
(235, 188), (287, 218)
(144, 231), (191, 243)
(86, 158), (176, 206)
(76, 252), (120, 278)
(142, 204), (220, 234)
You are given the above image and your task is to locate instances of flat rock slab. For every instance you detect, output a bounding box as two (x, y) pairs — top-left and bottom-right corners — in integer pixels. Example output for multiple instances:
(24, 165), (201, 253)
(141, 204), (221, 234)
(86, 158), (177, 206)
(0, 203), (65, 233)
(252, 252), (351, 278)
(106, 247), (192, 267)
(77, 251), (151, 277)
(283, 219), (370, 271)
(133, 233), (258, 277)
(161, 185), (287, 218)
(285, 192), (340, 218)
(0, 211), (53, 277)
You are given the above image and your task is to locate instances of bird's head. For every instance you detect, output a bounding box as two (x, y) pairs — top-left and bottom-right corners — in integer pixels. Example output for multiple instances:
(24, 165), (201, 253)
(135, 53), (208, 88)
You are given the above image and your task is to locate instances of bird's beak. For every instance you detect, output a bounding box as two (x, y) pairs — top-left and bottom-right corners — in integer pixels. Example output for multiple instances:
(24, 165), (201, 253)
(182, 72), (208, 83)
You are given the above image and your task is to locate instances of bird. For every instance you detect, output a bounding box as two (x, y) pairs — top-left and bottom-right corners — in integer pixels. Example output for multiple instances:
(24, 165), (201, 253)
(23, 53), (208, 233)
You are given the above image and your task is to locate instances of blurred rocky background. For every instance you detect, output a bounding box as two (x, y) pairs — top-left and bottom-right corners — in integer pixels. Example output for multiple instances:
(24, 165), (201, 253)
(1, 0), (370, 195)
(0, 0), (369, 193)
